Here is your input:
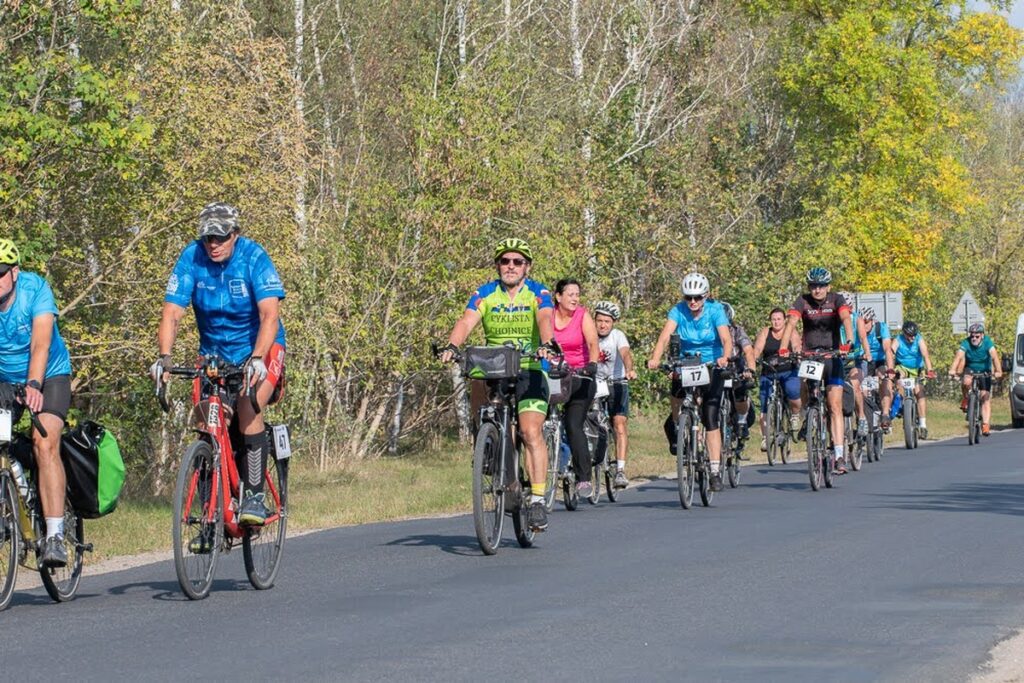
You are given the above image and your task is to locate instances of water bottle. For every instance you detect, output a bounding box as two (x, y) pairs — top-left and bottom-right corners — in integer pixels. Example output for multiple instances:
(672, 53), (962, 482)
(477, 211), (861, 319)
(890, 391), (903, 419)
(9, 458), (30, 503)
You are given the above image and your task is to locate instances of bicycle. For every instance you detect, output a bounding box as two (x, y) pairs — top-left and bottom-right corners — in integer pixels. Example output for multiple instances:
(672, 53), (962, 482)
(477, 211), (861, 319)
(962, 371), (992, 446)
(662, 355), (718, 508)
(437, 343), (560, 555)
(541, 403), (564, 512)
(720, 365), (748, 488)
(584, 378), (623, 504)
(842, 377), (865, 471)
(896, 370), (927, 450)
(796, 351), (844, 491)
(860, 372), (885, 462)
(0, 385), (91, 610)
(156, 356), (288, 599)
(759, 359), (792, 467)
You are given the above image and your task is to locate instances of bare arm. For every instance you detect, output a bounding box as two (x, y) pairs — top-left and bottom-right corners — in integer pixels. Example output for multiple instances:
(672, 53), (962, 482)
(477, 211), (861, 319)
(252, 297), (281, 359)
(717, 324), (733, 368)
(779, 314), (799, 352)
(950, 349), (965, 376)
(446, 308), (482, 349)
(839, 308), (854, 348)
(157, 302), (188, 356)
(919, 338), (934, 373)
(582, 311), (600, 363)
(883, 339), (894, 370)
(24, 313), (53, 412)
(991, 346), (1003, 378)
(620, 345), (637, 380)
(648, 319), (678, 369)
(753, 327), (769, 359)
(857, 317), (871, 357)
(536, 307), (554, 346)
(742, 340), (756, 371)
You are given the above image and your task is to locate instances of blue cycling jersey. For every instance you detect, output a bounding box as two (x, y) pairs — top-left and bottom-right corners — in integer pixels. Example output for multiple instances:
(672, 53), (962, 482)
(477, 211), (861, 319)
(164, 236), (286, 365)
(0, 272), (72, 383)
(894, 334), (924, 369)
(668, 300), (729, 362)
(865, 321), (890, 362)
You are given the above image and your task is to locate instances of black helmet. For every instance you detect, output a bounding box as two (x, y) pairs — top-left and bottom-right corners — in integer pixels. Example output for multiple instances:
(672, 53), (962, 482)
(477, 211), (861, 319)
(902, 321), (919, 337)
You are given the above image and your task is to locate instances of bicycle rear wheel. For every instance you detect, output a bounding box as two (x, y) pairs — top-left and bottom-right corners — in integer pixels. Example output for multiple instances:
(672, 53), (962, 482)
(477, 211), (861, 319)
(903, 398), (916, 449)
(472, 423), (505, 555)
(512, 444), (535, 548)
(39, 499), (84, 602)
(848, 425), (863, 472)
(604, 430), (619, 502)
(677, 412), (695, 509)
(562, 468), (578, 511)
(243, 456), (288, 590)
(173, 440), (223, 600)
(0, 474), (19, 611)
(806, 407), (823, 491)
(967, 393), (978, 446)
(873, 428), (885, 460)
(766, 400), (779, 467)
(542, 418), (560, 512)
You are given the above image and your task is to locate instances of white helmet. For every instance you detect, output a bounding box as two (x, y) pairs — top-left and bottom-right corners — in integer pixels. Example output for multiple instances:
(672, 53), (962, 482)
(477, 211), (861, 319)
(593, 300), (621, 320)
(681, 272), (710, 297)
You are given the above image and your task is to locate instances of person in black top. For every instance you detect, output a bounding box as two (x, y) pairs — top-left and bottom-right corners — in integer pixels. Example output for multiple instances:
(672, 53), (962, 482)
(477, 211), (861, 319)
(754, 308), (803, 450)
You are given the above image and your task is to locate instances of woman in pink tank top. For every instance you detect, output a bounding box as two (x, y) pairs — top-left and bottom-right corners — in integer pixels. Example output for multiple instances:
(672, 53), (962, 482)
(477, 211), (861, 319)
(552, 279), (600, 497)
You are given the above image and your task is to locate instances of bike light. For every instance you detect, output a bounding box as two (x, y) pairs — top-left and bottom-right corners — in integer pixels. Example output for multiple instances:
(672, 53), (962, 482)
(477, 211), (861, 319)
(1015, 373), (1024, 384)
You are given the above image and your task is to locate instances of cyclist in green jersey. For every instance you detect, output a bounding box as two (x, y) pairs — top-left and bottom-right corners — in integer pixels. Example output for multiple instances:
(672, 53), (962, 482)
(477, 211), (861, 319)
(949, 323), (1003, 436)
(439, 238), (555, 531)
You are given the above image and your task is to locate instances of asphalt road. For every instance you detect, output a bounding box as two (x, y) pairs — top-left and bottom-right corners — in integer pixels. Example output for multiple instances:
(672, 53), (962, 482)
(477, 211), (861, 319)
(6, 430), (1024, 682)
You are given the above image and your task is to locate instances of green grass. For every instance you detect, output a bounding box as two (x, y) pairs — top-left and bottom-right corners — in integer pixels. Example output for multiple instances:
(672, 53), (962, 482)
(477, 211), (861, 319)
(82, 398), (1014, 563)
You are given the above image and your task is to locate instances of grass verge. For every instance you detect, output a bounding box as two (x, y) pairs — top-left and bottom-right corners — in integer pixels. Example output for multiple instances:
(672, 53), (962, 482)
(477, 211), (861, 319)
(83, 398), (1012, 563)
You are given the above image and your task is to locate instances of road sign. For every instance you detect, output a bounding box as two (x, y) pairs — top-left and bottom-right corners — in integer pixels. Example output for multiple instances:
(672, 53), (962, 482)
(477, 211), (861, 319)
(846, 292), (904, 330)
(950, 291), (985, 334)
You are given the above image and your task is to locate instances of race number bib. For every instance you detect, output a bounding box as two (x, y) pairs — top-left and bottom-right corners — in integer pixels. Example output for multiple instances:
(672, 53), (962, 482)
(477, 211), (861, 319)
(678, 365), (711, 388)
(862, 376), (879, 391)
(272, 424), (292, 460)
(899, 378), (916, 390)
(798, 360), (825, 381)
(594, 380), (610, 399)
(0, 408), (10, 443)
(722, 378), (734, 389)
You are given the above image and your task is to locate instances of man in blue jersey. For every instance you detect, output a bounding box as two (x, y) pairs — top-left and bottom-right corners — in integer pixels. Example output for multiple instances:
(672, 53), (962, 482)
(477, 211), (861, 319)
(151, 203), (286, 528)
(0, 239), (73, 567)
(889, 321), (937, 439)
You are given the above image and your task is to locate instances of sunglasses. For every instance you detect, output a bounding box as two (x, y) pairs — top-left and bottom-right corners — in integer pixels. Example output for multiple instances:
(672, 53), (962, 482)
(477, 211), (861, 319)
(498, 257), (527, 267)
(970, 333), (983, 338)
(203, 234), (233, 246)
(684, 295), (704, 302)
(808, 283), (828, 289)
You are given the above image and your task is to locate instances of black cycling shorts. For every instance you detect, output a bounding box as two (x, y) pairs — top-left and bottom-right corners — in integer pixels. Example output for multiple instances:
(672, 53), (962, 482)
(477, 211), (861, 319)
(966, 371), (993, 392)
(671, 367), (725, 430)
(15, 374), (71, 424)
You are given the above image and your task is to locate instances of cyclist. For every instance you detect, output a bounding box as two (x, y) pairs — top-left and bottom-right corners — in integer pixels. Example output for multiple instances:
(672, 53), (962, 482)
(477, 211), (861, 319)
(720, 302), (756, 441)
(593, 300), (636, 489)
(0, 240), (73, 567)
(439, 238), (555, 531)
(949, 322), (1002, 437)
(859, 307), (895, 432)
(839, 295), (876, 438)
(152, 202), (287, 529)
(753, 308), (802, 451)
(647, 272), (732, 492)
(779, 267), (856, 474)
(889, 320), (937, 438)
(551, 279), (600, 499)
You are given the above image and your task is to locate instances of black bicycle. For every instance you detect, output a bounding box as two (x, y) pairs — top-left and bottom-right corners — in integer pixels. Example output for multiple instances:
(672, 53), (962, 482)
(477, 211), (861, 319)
(963, 371), (991, 446)
(759, 359), (793, 467)
(662, 356), (719, 508)
(719, 367), (746, 488)
(437, 343), (562, 555)
(796, 351), (844, 491)
(860, 372), (885, 462)
(584, 378), (623, 504)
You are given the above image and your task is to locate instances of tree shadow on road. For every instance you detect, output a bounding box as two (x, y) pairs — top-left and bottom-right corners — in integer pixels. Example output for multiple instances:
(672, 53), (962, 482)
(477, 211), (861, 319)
(385, 534), (488, 557)
(742, 482), (813, 492)
(106, 579), (250, 601)
(868, 482), (1024, 517)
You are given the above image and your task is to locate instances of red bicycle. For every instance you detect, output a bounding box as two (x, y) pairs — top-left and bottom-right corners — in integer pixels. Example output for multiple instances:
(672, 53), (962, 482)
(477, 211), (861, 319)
(156, 355), (288, 600)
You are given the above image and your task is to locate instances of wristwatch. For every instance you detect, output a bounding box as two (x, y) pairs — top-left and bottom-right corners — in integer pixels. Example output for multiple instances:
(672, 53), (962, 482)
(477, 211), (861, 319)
(26, 379), (42, 391)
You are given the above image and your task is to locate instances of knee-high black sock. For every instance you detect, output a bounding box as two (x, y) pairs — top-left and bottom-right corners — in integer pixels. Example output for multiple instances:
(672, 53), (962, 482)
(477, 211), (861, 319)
(242, 432), (268, 496)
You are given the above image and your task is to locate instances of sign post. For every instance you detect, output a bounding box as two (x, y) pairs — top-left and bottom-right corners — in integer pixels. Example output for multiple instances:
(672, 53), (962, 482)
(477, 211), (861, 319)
(847, 292), (904, 330)
(949, 291), (985, 335)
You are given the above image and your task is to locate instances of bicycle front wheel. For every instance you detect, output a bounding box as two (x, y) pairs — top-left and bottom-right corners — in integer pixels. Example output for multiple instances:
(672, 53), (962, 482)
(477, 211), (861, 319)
(472, 423), (505, 555)
(766, 400), (779, 467)
(806, 407), (823, 491)
(39, 499), (84, 602)
(243, 455), (288, 590)
(542, 419), (560, 512)
(677, 412), (695, 509)
(604, 429), (619, 503)
(904, 398), (917, 450)
(967, 393), (979, 445)
(0, 473), (19, 611)
(173, 440), (224, 600)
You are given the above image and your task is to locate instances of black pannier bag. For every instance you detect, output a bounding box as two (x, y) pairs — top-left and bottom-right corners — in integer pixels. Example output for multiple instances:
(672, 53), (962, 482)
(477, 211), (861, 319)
(61, 421), (126, 518)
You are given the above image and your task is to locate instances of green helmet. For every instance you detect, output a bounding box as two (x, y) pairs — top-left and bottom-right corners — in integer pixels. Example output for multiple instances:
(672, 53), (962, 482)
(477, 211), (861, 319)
(0, 239), (20, 266)
(493, 238), (533, 263)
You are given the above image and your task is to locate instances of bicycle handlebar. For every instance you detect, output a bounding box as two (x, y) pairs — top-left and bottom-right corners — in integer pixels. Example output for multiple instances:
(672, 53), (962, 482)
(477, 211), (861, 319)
(0, 384), (48, 438)
(155, 358), (259, 415)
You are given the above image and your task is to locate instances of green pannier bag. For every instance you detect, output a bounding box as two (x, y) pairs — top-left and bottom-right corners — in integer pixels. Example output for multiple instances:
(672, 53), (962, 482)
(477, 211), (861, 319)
(60, 421), (126, 518)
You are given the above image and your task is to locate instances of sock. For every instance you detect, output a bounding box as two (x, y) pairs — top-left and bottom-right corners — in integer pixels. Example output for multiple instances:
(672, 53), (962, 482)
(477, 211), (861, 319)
(46, 517), (64, 539)
(531, 483), (546, 500)
(710, 460), (720, 474)
(834, 445), (844, 461)
(737, 412), (747, 426)
(531, 494), (545, 504)
(242, 432), (268, 497)
(616, 460), (625, 471)
(919, 418), (927, 428)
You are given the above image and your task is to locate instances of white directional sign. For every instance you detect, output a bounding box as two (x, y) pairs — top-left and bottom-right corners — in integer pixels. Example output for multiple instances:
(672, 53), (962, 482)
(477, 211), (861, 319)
(950, 291), (985, 334)
(846, 292), (904, 330)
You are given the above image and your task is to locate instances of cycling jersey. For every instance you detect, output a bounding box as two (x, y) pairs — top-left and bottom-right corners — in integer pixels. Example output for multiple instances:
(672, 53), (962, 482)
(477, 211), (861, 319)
(467, 278), (552, 371)
(553, 306), (588, 369)
(0, 272), (72, 383)
(893, 334), (924, 369)
(165, 236), (287, 365)
(865, 321), (890, 362)
(840, 311), (865, 359)
(668, 300), (729, 362)
(960, 335), (995, 372)
(597, 328), (629, 381)
(789, 292), (849, 350)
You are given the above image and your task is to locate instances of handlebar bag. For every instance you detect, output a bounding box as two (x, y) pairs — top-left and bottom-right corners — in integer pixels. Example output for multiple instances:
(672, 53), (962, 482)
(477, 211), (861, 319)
(463, 346), (522, 380)
(61, 421), (126, 518)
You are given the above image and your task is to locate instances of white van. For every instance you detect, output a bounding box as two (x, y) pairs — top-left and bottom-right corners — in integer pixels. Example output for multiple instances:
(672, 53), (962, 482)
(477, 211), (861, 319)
(1012, 314), (1024, 428)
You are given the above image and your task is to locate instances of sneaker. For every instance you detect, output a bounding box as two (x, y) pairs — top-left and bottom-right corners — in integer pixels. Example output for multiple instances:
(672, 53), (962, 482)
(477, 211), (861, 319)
(188, 526), (215, 554)
(857, 418), (868, 437)
(833, 457), (848, 476)
(880, 416), (891, 432)
(961, 397), (968, 413)
(797, 422), (807, 442)
(577, 480), (593, 498)
(760, 437), (767, 452)
(528, 502), (548, 531)
(613, 470), (629, 489)
(789, 413), (801, 435)
(40, 535), (68, 568)
(710, 472), (724, 492)
(919, 427), (928, 440)
(982, 423), (991, 436)
(238, 492), (269, 526)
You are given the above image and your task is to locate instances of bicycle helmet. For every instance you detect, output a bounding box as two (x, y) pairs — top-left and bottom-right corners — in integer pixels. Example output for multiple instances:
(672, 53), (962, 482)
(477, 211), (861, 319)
(902, 320), (919, 337)
(493, 237), (533, 262)
(860, 307), (876, 321)
(0, 239), (20, 266)
(806, 267), (832, 286)
(593, 300), (621, 321)
(720, 301), (736, 324)
(198, 202), (240, 238)
(968, 322), (985, 334)
(681, 272), (710, 297)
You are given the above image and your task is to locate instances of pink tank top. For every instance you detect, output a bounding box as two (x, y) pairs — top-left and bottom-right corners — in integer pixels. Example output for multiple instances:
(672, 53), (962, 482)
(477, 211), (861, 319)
(554, 306), (588, 369)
